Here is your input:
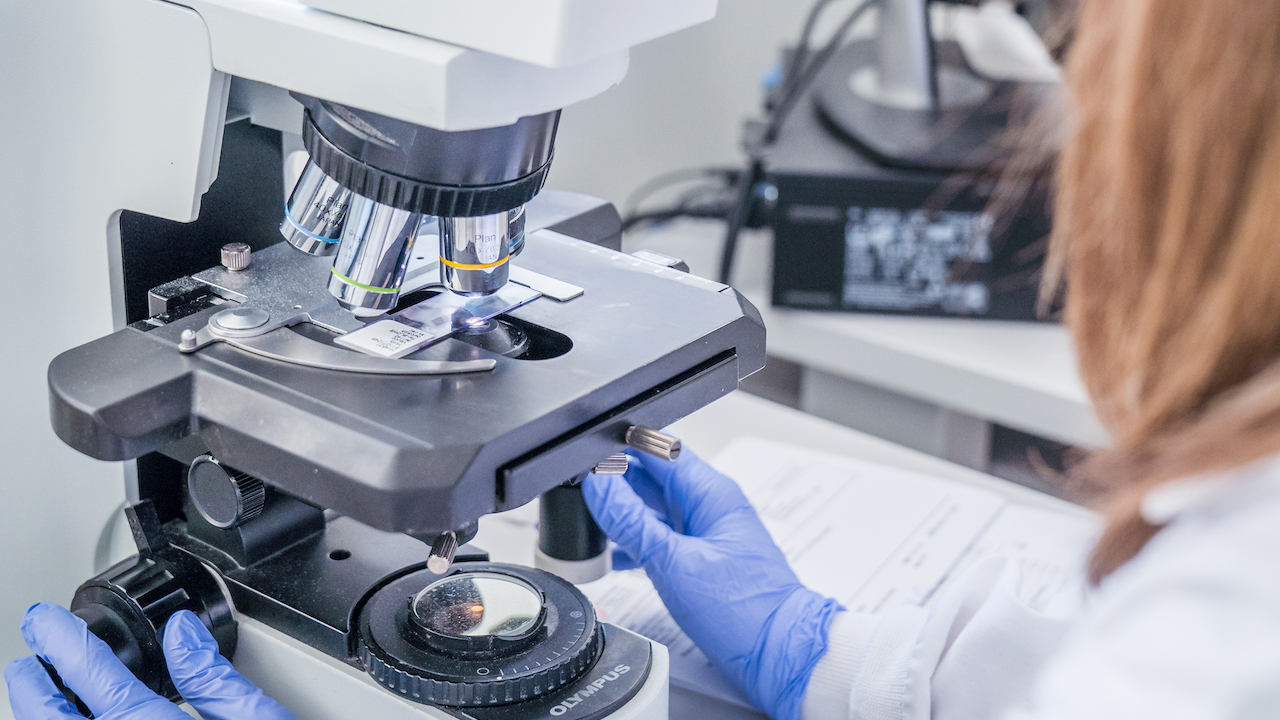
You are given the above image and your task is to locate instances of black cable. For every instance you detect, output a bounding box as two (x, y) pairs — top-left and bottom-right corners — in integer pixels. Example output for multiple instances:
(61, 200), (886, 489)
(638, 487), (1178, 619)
(717, 158), (765, 284)
(622, 183), (738, 233)
(621, 167), (736, 218)
(621, 207), (734, 233)
(786, 0), (840, 89)
(766, 0), (877, 143)
(718, 0), (877, 284)
(620, 0), (878, 284)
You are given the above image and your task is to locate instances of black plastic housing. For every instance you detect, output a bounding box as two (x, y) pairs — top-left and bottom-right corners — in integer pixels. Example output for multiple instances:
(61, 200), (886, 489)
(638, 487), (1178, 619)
(296, 95), (558, 217)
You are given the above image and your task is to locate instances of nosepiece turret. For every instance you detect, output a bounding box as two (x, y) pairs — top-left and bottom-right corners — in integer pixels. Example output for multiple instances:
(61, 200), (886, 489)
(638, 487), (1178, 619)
(280, 95), (558, 312)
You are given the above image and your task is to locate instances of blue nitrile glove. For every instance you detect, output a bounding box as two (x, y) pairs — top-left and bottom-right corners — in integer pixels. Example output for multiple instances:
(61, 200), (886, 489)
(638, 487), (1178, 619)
(5, 603), (297, 720)
(582, 449), (841, 720)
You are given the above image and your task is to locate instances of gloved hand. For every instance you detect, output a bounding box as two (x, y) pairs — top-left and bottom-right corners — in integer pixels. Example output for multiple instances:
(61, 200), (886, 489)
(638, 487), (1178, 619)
(583, 449), (840, 720)
(5, 603), (297, 720)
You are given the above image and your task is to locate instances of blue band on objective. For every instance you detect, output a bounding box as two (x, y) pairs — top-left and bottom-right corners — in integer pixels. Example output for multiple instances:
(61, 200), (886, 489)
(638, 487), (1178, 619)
(284, 204), (340, 244)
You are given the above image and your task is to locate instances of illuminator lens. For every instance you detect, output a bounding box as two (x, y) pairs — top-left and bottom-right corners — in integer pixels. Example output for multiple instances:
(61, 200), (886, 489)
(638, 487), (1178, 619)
(411, 572), (542, 638)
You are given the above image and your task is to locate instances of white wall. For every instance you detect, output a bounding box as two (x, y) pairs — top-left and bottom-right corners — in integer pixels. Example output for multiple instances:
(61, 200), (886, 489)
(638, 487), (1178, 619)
(546, 0), (815, 209)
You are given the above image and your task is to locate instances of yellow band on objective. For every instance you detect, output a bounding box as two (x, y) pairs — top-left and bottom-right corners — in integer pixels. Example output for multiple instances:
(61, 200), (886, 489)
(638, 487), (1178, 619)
(439, 256), (510, 271)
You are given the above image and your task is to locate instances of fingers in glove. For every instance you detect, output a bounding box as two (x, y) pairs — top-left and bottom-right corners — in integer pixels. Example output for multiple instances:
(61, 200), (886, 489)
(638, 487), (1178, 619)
(163, 611), (297, 720)
(582, 472), (680, 568)
(20, 603), (173, 718)
(611, 455), (673, 527)
(631, 449), (753, 537)
(5, 656), (83, 719)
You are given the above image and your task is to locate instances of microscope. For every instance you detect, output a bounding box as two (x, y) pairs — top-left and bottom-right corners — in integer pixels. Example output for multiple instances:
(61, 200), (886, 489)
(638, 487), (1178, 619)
(33, 1), (764, 718)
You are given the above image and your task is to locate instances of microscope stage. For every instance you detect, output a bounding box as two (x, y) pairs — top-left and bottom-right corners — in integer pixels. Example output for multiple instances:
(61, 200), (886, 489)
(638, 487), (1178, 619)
(49, 229), (764, 535)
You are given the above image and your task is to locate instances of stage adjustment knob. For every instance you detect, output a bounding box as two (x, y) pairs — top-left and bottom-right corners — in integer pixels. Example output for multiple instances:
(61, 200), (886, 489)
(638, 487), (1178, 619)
(626, 425), (683, 461)
(187, 455), (266, 529)
(592, 453), (630, 475)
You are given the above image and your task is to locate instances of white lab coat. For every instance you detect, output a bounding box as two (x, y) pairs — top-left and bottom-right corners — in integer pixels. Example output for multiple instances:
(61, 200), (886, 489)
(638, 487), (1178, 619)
(800, 457), (1280, 720)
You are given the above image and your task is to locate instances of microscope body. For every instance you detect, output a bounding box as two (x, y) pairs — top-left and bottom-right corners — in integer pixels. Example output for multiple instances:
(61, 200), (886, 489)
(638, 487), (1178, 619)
(20, 1), (759, 717)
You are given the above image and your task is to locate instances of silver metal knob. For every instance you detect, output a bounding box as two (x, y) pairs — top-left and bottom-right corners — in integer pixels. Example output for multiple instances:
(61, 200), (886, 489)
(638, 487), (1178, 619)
(626, 426), (682, 461)
(427, 531), (458, 574)
(592, 453), (630, 475)
(221, 243), (252, 272)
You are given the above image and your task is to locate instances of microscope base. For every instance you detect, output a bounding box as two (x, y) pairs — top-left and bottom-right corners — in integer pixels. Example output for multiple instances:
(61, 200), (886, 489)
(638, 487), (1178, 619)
(231, 615), (670, 720)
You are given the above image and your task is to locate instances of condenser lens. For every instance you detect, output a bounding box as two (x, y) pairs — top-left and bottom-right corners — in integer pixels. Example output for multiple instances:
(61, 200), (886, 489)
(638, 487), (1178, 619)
(411, 572), (541, 638)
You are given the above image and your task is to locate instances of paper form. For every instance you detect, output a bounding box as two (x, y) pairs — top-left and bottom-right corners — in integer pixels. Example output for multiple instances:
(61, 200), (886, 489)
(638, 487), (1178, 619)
(711, 439), (1006, 611)
(943, 504), (1099, 608)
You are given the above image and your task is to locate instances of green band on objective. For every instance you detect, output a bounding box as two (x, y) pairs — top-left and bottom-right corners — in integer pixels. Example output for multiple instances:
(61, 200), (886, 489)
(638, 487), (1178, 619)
(331, 267), (398, 293)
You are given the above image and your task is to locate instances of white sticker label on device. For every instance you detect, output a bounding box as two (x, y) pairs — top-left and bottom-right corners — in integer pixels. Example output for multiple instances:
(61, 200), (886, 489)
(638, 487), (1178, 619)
(335, 320), (433, 359)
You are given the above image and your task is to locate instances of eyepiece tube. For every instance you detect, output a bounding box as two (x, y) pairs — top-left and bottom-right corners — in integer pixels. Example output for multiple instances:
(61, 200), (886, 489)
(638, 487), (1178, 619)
(328, 194), (423, 314)
(439, 210), (516, 297)
(281, 160), (351, 256)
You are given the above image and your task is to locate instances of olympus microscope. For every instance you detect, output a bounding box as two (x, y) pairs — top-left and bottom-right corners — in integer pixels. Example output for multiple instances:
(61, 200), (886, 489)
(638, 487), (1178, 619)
(25, 1), (768, 719)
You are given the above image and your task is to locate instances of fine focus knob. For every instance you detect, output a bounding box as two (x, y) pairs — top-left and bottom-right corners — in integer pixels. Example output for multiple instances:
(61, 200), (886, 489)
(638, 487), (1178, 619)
(220, 243), (252, 271)
(626, 426), (683, 461)
(187, 455), (266, 529)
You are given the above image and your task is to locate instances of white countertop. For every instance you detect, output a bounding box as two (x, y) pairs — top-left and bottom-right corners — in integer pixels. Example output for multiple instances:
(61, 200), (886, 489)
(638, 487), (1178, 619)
(750, 295), (1108, 448)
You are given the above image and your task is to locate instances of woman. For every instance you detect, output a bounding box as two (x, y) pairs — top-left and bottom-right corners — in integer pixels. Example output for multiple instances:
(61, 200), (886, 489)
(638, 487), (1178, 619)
(8, 0), (1280, 718)
(583, 1), (1280, 718)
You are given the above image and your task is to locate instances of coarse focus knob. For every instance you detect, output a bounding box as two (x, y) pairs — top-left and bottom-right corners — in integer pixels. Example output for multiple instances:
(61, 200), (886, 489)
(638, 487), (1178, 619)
(220, 243), (252, 271)
(187, 455), (266, 529)
(592, 453), (630, 475)
(626, 426), (683, 461)
(70, 551), (236, 701)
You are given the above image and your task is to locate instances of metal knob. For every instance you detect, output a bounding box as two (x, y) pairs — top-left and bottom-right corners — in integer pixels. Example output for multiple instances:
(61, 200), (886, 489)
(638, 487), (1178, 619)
(626, 426), (682, 461)
(221, 243), (252, 272)
(592, 453), (630, 475)
(187, 455), (266, 529)
(427, 531), (458, 574)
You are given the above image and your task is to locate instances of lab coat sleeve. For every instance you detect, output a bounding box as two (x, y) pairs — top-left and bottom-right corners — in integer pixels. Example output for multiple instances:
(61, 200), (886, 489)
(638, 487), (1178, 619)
(801, 557), (1075, 720)
(1003, 509), (1280, 720)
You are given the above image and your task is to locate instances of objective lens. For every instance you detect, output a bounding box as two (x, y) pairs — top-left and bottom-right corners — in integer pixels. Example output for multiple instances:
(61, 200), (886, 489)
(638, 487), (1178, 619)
(508, 206), (527, 257)
(411, 572), (541, 638)
(439, 210), (515, 297)
(281, 160), (351, 256)
(328, 195), (423, 314)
